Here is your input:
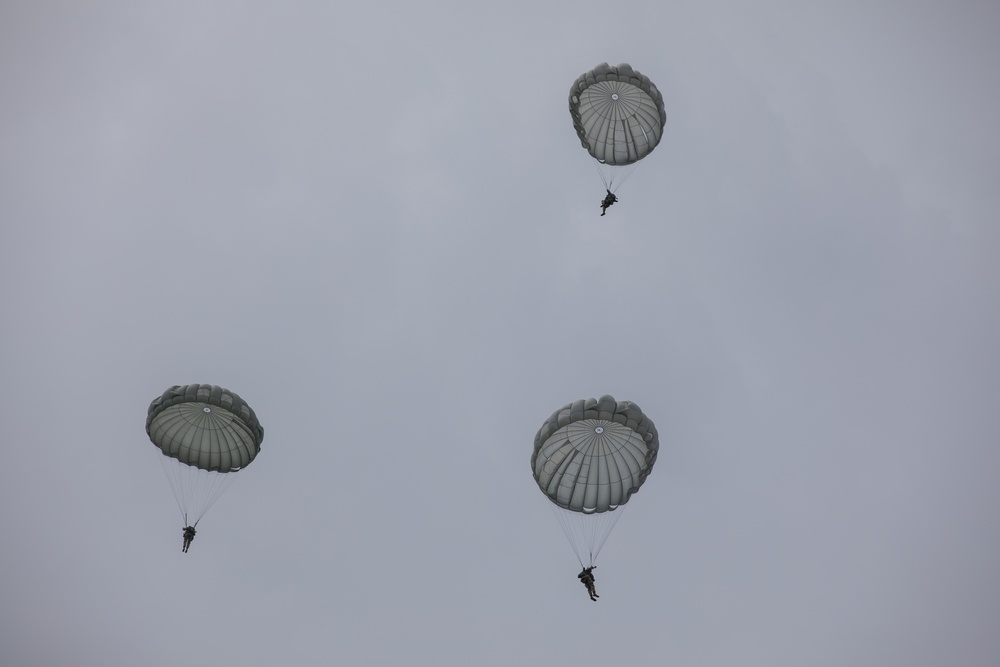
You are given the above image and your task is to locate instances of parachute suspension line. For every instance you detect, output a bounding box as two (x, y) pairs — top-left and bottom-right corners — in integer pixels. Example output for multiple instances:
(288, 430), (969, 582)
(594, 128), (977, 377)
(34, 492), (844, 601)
(157, 450), (188, 523)
(550, 504), (629, 568)
(590, 506), (627, 563)
(550, 504), (585, 568)
(188, 467), (242, 525)
(156, 453), (244, 526)
(593, 161), (611, 191)
(607, 163), (641, 193)
(594, 162), (641, 194)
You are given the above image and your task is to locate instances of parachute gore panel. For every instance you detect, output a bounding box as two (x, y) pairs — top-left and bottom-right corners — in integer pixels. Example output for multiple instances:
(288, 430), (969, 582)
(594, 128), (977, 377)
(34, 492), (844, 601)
(532, 395), (658, 513)
(146, 384), (263, 473)
(569, 63), (667, 166)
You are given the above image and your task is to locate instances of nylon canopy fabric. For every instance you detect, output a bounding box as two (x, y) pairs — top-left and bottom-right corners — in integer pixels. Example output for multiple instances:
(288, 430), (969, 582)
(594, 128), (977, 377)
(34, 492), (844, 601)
(146, 384), (263, 473)
(569, 63), (667, 166)
(532, 395), (658, 514)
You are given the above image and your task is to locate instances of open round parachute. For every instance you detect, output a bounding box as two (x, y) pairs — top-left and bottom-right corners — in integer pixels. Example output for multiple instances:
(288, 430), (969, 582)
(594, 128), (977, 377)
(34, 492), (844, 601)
(146, 384), (263, 526)
(569, 63), (666, 191)
(532, 395), (659, 566)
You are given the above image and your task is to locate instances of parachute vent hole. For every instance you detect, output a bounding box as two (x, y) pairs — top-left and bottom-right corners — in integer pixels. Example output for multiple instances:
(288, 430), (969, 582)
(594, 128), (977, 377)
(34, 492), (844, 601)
(203, 407), (212, 413)
(611, 93), (619, 101)
(594, 426), (604, 434)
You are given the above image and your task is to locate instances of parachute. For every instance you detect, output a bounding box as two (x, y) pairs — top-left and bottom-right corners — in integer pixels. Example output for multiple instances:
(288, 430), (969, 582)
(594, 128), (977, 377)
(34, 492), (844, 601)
(146, 384), (263, 527)
(531, 395), (659, 567)
(569, 63), (667, 192)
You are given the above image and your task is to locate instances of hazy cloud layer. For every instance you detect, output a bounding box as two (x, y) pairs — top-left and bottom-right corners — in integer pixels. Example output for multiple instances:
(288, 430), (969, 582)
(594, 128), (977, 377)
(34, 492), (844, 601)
(2, 2), (998, 665)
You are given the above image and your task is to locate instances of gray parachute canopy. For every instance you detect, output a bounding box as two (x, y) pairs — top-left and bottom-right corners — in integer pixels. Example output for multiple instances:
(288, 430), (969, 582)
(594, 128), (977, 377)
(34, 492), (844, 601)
(569, 63), (667, 166)
(146, 384), (263, 473)
(531, 395), (658, 514)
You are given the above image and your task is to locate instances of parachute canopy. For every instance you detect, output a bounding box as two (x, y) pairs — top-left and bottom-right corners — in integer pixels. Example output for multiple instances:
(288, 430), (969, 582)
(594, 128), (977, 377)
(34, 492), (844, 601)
(532, 395), (658, 514)
(146, 384), (263, 526)
(569, 63), (667, 167)
(146, 384), (263, 473)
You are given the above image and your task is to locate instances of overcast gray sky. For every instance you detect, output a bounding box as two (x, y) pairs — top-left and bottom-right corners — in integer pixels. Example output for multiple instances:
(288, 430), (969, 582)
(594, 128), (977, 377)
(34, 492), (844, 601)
(2, 1), (999, 665)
